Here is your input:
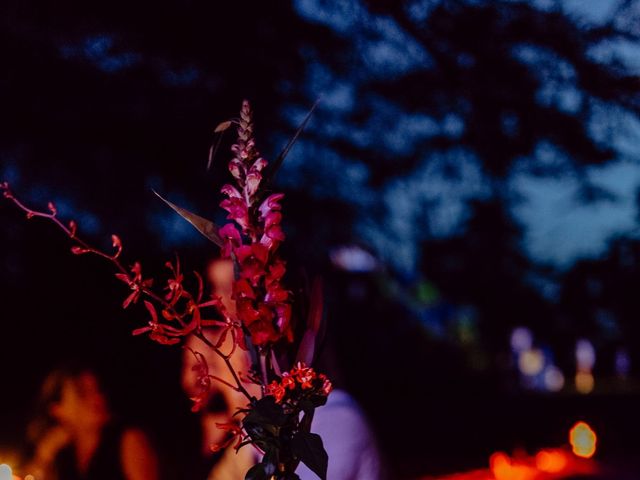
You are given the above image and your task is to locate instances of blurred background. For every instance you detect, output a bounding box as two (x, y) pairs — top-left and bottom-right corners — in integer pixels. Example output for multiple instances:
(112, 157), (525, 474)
(1, 0), (640, 478)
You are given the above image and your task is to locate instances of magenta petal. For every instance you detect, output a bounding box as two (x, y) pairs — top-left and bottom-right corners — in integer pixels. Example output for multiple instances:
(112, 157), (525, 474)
(250, 158), (268, 172)
(221, 184), (242, 199)
(132, 326), (152, 336)
(245, 172), (262, 197)
(258, 193), (284, 219)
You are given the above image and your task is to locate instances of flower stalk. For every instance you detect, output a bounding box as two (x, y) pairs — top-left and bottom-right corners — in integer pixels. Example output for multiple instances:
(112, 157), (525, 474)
(2, 100), (331, 480)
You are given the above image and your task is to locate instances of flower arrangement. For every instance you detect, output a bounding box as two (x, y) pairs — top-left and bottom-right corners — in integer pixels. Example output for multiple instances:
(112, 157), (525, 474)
(2, 101), (330, 480)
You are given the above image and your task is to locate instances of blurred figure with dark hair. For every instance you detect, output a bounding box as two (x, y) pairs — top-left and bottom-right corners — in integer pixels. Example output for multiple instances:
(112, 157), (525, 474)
(25, 365), (159, 480)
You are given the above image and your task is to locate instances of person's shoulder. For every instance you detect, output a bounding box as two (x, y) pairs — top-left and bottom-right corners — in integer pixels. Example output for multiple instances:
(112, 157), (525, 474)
(316, 390), (367, 421)
(312, 389), (375, 440)
(304, 390), (384, 480)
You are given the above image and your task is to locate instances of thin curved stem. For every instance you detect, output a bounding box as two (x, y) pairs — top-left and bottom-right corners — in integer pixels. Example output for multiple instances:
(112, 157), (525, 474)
(195, 331), (254, 401)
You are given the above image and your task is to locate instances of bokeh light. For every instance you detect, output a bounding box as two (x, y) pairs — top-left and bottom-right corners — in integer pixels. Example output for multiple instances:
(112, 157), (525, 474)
(569, 421), (597, 458)
(489, 452), (536, 480)
(518, 349), (544, 376)
(575, 371), (595, 394)
(0, 464), (12, 480)
(535, 449), (568, 473)
(575, 339), (596, 372)
(543, 365), (565, 392)
(510, 327), (533, 353)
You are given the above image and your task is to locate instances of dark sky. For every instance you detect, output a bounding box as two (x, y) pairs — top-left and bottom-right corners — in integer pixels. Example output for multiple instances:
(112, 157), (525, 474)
(2, 1), (640, 475)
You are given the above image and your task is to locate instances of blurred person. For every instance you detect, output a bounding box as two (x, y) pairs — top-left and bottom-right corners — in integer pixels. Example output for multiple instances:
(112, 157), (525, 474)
(24, 365), (159, 480)
(182, 258), (384, 479)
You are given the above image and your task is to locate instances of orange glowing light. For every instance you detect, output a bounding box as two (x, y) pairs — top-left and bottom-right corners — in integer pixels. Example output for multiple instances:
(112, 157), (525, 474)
(575, 371), (594, 394)
(535, 449), (568, 473)
(569, 421), (597, 458)
(489, 452), (536, 480)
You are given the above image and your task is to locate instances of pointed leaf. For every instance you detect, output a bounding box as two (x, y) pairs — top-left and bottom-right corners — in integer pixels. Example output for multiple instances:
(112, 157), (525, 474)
(291, 432), (328, 480)
(264, 98), (320, 186)
(214, 120), (233, 133)
(296, 277), (324, 365)
(245, 462), (267, 480)
(153, 190), (223, 246)
(208, 120), (233, 170)
(262, 449), (278, 477)
(270, 349), (282, 376)
(296, 329), (316, 368)
(246, 396), (288, 427)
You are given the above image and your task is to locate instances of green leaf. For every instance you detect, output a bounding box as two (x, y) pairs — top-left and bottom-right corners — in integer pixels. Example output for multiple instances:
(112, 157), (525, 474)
(214, 120), (233, 133)
(309, 393), (328, 409)
(243, 418), (278, 444)
(252, 396), (289, 426)
(296, 276), (324, 365)
(299, 398), (315, 415)
(152, 190), (223, 246)
(262, 448), (278, 477)
(264, 98), (319, 186)
(245, 462), (267, 480)
(291, 432), (328, 480)
(208, 120), (233, 170)
(243, 397), (288, 446)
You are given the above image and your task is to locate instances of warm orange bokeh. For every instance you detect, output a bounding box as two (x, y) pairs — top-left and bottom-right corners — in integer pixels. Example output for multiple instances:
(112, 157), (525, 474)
(569, 421), (597, 458)
(535, 449), (568, 473)
(424, 423), (599, 479)
(489, 452), (537, 480)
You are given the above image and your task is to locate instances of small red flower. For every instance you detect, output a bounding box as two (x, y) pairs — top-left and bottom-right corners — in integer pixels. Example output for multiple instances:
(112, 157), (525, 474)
(164, 259), (185, 305)
(210, 422), (243, 452)
(247, 316), (278, 346)
(258, 193), (284, 220)
(292, 362), (316, 389)
(265, 282), (289, 303)
(220, 184), (242, 199)
(266, 259), (286, 283)
(245, 170), (262, 198)
(320, 374), (333, 396)
(236, 243), (269, 286)
(232, 278), (256, 300)
(219, 223), (242, 258)
(220, 197), (250, 231)
(228, 159), (245, 181)
(265, 380), (286, 403)
(236, 298), (260, 326)
(281, 373), (295, 390)
(115, 262), (153, 309)
(132, 301), (180, 345)
(186, 348), (212, 412)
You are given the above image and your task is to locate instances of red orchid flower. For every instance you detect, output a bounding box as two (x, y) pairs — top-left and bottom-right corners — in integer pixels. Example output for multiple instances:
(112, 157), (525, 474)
(186, 348), (212, 412)
(220, 197), (250, 232)
(115, 262), (153, 309)
(219, 223), (242, 258)
(164, 259), (185, 305)
(210, 422), (244, 453)
(131, 301), (181, 345)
